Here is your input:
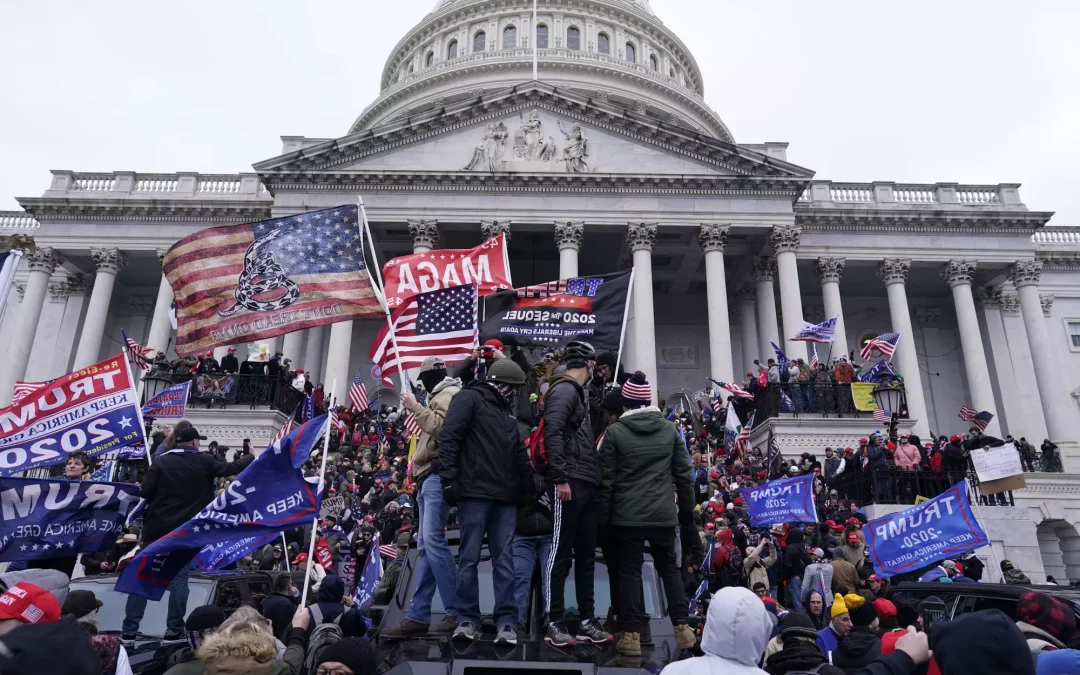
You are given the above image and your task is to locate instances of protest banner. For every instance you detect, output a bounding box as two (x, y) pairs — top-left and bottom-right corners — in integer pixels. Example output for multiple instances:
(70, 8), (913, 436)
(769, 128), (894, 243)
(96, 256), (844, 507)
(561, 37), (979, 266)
(142, 381), (190, 419)
(194, 374), (236, 400)
(0, 355), (146, 476)
(862, 481), (989, 578)
(480, 271), (632, 352)
(0, 477), (141, 561)
(381, 234), (512, 308)
(970, 442), (1027, 493)
(320, 495), (345, 518)
(742, 473), (817, 527)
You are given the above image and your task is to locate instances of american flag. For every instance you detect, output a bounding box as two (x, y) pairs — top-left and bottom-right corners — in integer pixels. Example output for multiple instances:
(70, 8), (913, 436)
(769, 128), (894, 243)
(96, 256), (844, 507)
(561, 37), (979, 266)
(122, 329), (154, 371)
(710, 379), (753, 401)
(269, 410), (297, 448)
(161, 205), (383, 356)
(791, 317), (837, 343)
(957, 405), (978, 422)
(710, 396), (722, 415)
(404, 388), (427, 438)
(11, 380), (51, 405)
(873, 408), (892, 423)
(860, 332), (901, 360)
(369, 284), (478, 379)
(378, 544), (398, 560)
(971, 411), (994, 432)
(810, 343), (819, 368)
(20, 605), (44, 624)
(349, 368), (371, 411)
(733, 412), (754, 456)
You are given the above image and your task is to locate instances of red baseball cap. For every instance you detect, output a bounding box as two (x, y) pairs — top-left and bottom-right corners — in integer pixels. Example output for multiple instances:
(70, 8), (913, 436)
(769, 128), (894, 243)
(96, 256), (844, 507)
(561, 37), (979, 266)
(881, 630), (941, 675)
(704, 522), (715, 531)
(0, 582), (61, 625)
(484, 339), (504, 351)
(291, 552), (308, 565)
(868, 574), (883, 582)
(847, 532), (860, 543)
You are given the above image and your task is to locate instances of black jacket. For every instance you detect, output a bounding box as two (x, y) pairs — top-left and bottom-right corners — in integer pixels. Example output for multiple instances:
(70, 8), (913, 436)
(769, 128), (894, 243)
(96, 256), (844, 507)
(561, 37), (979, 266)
(261, 591), (297, 640)
(542, 375), (599, 486)
(220, 354), (239, 374)
(438, 382), (532, 505)
(140, 449), (254, 544)
(516, 474), (553, 537)
(962, 434), (1005, 451)
(832, 626), (882, 674)
(943, 441), (969, 470)
(765, 641), (845, 675)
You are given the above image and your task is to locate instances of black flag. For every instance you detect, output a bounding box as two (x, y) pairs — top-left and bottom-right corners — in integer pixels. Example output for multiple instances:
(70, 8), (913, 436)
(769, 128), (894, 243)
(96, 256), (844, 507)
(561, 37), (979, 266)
(767, 428), (784, 479)
(480, 271), (631, 352)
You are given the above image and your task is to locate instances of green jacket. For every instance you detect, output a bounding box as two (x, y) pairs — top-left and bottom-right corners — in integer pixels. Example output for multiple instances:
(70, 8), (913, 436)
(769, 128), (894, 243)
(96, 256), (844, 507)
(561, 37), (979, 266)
(599, 407), (695, 528)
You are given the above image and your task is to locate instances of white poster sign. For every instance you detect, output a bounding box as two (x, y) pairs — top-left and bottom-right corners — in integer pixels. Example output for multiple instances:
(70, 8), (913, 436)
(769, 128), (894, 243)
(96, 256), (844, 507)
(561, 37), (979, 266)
(970, 442), (1024, 482)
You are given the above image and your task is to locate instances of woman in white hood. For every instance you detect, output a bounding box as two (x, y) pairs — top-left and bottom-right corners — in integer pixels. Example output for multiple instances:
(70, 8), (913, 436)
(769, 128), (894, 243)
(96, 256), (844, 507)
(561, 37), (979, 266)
(661, 586), (775, 675)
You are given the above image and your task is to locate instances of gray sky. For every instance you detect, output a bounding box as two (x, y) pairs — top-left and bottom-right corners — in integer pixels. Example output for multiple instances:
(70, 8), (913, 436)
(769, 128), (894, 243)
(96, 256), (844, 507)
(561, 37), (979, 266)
(2, 0), (1077, 224)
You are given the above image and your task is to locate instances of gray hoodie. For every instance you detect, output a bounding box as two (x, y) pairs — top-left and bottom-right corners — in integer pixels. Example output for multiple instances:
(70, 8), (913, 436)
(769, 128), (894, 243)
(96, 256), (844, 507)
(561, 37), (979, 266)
(660, 586), (773, 675)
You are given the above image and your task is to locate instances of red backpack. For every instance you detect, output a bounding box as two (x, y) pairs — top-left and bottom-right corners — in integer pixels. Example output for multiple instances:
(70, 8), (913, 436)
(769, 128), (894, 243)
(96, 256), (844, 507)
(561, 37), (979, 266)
(527, 417), (550, 474)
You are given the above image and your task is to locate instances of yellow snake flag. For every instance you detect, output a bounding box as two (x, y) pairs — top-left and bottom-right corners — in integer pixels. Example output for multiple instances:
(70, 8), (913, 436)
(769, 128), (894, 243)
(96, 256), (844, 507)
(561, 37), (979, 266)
(851, 383), (878, 412)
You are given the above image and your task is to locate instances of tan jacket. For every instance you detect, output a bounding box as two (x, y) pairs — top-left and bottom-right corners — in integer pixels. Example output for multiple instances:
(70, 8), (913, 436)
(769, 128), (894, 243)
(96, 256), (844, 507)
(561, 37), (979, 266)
(743, 541), (778, 590)
(411, 377), (462, 480)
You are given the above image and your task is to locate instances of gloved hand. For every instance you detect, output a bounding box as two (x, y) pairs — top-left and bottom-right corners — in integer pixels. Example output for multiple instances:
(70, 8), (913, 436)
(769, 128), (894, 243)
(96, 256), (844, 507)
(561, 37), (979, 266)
(678, 510), (694, 527)
(442, 480), (461, 506)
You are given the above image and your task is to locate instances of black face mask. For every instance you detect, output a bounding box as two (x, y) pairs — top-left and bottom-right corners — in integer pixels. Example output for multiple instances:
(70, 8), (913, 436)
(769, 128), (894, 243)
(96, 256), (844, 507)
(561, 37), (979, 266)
(418, 369), (446, 395)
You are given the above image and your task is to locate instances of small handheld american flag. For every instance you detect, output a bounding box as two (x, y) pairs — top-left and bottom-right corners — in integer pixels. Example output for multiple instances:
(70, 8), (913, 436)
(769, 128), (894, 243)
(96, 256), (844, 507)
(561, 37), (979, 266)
(873, 408), (892, 423)
(957, 405), (977, 422)
(709, 378), (754, 401)
(810, 343), (819, 369)
(971, 411), (994, 432)
(123, 329), (154, 371)
(860, 332), (901, 360)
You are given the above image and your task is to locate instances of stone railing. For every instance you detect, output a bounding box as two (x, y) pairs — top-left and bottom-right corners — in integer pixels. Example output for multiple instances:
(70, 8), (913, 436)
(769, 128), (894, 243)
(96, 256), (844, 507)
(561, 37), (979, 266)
(48, 171), (270, 200)
(1031, 227), (1080, 245)
(0, 212), (40, 230)
(796, 180), (1023, 208)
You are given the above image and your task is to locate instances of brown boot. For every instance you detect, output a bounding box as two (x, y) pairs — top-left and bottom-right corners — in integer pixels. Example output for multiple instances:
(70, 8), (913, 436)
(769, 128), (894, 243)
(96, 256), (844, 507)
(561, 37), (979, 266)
(674, 624), (696, 651)
(428, 615), (459, 636)
(617, 631), (642, 656)
(382, 618), (429, 639)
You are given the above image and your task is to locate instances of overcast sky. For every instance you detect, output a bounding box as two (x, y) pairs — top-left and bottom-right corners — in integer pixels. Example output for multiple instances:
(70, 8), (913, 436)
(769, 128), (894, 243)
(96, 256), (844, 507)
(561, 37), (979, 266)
(1, 0), (1077, 224)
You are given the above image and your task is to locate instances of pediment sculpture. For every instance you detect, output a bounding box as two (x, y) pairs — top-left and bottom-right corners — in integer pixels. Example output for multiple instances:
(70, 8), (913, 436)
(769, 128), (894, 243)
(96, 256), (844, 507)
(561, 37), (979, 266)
(463, 109), (590, 173)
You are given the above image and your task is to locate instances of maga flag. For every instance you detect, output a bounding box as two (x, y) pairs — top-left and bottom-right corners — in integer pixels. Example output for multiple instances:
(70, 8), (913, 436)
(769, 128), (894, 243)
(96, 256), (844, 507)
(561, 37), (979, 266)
(115, 415), (328, 600)
(162, 205), (383, 357)
(480, 271), (631, 352)
(381, 234), (512, 308)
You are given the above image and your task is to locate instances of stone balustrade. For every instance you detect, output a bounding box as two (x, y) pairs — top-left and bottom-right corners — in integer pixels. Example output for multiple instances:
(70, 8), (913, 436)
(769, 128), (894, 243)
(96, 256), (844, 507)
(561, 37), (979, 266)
(0, 212), (40, 230)
(797, 180), (1024, 208)
(1032, 227), (1080, 245)
(47, 170), (269, 200)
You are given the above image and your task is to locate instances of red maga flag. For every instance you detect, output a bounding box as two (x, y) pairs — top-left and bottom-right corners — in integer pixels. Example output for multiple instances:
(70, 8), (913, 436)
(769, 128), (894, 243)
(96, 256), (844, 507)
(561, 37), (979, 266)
(380, 234), (511, 308)
(162, 205), (383, 357)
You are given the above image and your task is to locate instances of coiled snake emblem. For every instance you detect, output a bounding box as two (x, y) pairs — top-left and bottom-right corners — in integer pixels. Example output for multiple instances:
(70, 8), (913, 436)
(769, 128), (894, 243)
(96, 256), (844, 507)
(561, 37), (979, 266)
(218, 228), (300, 317)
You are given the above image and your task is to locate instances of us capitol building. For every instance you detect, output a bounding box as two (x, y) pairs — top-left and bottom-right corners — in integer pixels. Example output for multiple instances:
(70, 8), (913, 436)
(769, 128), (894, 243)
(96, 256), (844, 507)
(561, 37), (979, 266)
(3, 0), (1080, 580)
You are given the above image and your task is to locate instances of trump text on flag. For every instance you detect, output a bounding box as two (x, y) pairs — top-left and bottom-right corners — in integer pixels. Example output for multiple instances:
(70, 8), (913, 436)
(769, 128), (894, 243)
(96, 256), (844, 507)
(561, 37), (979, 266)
(742, 474), (817, 527)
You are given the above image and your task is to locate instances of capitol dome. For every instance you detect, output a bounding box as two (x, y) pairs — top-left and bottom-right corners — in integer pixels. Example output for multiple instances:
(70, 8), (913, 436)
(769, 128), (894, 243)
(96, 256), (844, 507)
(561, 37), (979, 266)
(350, 0), (732, 141)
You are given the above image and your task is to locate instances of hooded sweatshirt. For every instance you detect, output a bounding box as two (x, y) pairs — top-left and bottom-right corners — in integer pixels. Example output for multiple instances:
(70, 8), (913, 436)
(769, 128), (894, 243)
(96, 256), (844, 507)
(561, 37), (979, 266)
(409, 376), (462, 481)
(660, 586), (773, 675)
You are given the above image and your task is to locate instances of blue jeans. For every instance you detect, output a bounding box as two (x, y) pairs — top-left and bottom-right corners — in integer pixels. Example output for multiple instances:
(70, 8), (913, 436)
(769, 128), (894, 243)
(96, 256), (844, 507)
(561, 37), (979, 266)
(123, 564), (191, 635)
(789, 575), (804, 611)
(512, 534), (552, 626)
(405, 474), (459, 624)
(456, 499), (516, 628)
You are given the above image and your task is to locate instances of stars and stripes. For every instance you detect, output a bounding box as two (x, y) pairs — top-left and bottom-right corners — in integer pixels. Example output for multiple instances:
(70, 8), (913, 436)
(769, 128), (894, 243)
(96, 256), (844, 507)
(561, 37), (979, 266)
(11, 380), (51, 405)
(122, 330), (154, 371)
(269, 410), (297, 448)
(971, 411), (994, 432)
(349, 368), (371, 411)
(709, 378), (753, 401)
(378, 544), (398, 560)
(810, 343), (819, 369)
(20, 605), (44, 624)
(791, 317), (837, 343)
(957, 405), (978, 422)
(873, 408), (892, 423)
(733, 412), (754, 456)
(860, 332), (901, 360)
(369, 284), (479, 379)
(404, 388), (428, 438)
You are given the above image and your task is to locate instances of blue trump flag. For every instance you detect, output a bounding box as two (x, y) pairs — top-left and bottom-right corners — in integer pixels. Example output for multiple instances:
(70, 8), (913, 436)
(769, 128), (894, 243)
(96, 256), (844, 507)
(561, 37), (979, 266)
(791, 317), (837, 343)
(858, 360), (897, 383)
(0, 478), (141, 561)
(742, 473), (817, 527)
(142, 381), (190, 419)
(771, 340), (790, 371)
(116, 414), (328, 600)
(689, 540), (715, 612)
(354, 540), (382, 610)
(862, 481), (989, 578)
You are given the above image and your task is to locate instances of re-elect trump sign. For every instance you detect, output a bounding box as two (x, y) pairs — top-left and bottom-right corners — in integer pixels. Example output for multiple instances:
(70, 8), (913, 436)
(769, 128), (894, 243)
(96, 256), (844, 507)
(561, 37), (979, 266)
(863, 481), (989, 578)
(743, 474), (817, 527)
(0, 356), (145, 476)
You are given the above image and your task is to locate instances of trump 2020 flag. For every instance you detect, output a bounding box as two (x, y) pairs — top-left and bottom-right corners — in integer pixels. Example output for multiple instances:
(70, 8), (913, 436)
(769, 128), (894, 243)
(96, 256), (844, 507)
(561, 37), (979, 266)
(862, 481), (989, 579)
(742, 473), (817, 527)
(0, 355), (145, 476)
(354, 539), (382, 610)
(791, 317), (837, 343)
(163, 205), (384, 357)
(116, 414), (328, 600)
(141, 381), (190, 419)
(0, 477), (141, 561)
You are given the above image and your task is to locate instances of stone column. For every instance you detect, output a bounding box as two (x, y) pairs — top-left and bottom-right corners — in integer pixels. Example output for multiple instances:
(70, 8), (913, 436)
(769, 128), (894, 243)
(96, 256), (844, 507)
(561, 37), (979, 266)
(876, 259), (930, 438)
(554, 222), (583, 279)
(303, 324), (327, 383)
(0, 246), (59, 404)
(735, 286), (759, 376)
(73, 248), (126, 370)
(752, 257), (779, 364)
(699, 223), (733, 382)
(54, 276), (92, 374)
(941, 260), (1001, 438)
(408, 219), (439, 254)
(282, 331), (305, 364)
(481, 220), (511, 242)
(999, 293), (1049, 442)
(323, 321), (353, 406)
(769, 225), (807, 361)
(1009, 261), (1073, 442)
(815, 257), (850, 360)
(976, 289), (1023, 439)
(145, 249), (174, 359)
(628, 223), (658, 403)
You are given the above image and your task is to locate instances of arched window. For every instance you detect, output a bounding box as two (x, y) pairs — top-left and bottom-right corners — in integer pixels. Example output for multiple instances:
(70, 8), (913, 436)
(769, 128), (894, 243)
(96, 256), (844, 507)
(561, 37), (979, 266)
(625, 42), (636, 62)
(408, 63), (414, 74)
(536, 24), (549, 48)
(567, 26), (580, 51)
(426, 51), (434, 67)
(474, 31), (486, 52)
(669, 67), (676, 78)
(597, 32), (610, 54)
(649, 54), (658, 70)
(503, 25), (517, 49)
(447, 39), (458, 59)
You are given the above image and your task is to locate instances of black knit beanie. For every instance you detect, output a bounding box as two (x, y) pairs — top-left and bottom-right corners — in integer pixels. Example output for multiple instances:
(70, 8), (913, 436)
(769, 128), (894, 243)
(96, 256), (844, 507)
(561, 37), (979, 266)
(317, 638), (377, 674)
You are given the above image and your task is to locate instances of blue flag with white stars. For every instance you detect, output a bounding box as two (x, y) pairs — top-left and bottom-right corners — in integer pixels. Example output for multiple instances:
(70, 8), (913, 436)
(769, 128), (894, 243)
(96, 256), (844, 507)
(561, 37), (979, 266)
(115, 415), (328, 600)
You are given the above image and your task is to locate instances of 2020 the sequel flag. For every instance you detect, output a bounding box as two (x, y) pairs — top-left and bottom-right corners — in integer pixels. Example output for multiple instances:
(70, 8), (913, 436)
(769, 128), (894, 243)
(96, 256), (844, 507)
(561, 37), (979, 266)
(0, 477), (141, 562)
(0, 355), (145, 477)
(116, 415), (328, 600)
(381, 234), (512, 308)
(480, 271), (631, 352)
(742, 473), (817, 527)
(163, 205), (383, 357)
(862, 481), (989, 578)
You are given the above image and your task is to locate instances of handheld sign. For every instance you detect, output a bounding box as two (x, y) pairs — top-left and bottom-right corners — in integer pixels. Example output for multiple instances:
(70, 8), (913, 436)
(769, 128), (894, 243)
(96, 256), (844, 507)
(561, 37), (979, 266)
(863, 481), (989, 578)
(742, 473), (817, 527)
(970, 442), (1027, 494)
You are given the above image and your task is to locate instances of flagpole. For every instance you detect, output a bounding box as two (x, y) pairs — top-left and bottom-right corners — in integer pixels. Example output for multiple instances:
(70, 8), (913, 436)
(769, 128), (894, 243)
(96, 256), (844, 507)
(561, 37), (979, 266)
(532, 0), (538, 80)
(282, 532), (291, 573)
(300, 389), (336, 609)
(357, 197), (408, 394)
(124, 350), (153, 469)
(612, 267), (635, 379)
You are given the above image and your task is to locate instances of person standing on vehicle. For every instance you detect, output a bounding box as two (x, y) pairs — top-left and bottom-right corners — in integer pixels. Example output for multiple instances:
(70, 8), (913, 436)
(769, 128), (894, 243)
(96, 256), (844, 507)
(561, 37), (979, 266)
(600, 372), (697, 656)
(122, 424), (254, 641)
(542, 341), (611, 647)
(438, 358), (534, 645)
(382, 357), (463, 639)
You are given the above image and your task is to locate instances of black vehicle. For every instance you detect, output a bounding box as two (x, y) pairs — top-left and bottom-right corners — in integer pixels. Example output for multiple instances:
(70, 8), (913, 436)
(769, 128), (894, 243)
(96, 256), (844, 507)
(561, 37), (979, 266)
(69, 570), (275, 675)
(889, 581), (1080, 648)
(373, 531), (691, 674)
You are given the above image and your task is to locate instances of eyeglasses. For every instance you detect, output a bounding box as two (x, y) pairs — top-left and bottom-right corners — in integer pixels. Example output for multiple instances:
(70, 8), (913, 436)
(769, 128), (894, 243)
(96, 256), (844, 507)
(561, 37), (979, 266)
(316, 669), (354, 675)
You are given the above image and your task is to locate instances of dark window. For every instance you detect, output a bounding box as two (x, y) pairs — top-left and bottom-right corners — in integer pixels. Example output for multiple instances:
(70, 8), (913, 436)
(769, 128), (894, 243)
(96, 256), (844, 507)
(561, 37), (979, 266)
(567, 26), (580, 51)
(248, 579), (271, 607)
(597, 32), (609, 54)
(447, 39), (458, 59)
(503, 25), (516, 49)
(474, 31), (486, 52)
(216, 581), (245, 615)
(650, 54), (658, 70)
(425, 51), (434, 67)
(669, 67), (676, 78)
(536, 24), (548, 48)
(625, 42), (636, 62)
